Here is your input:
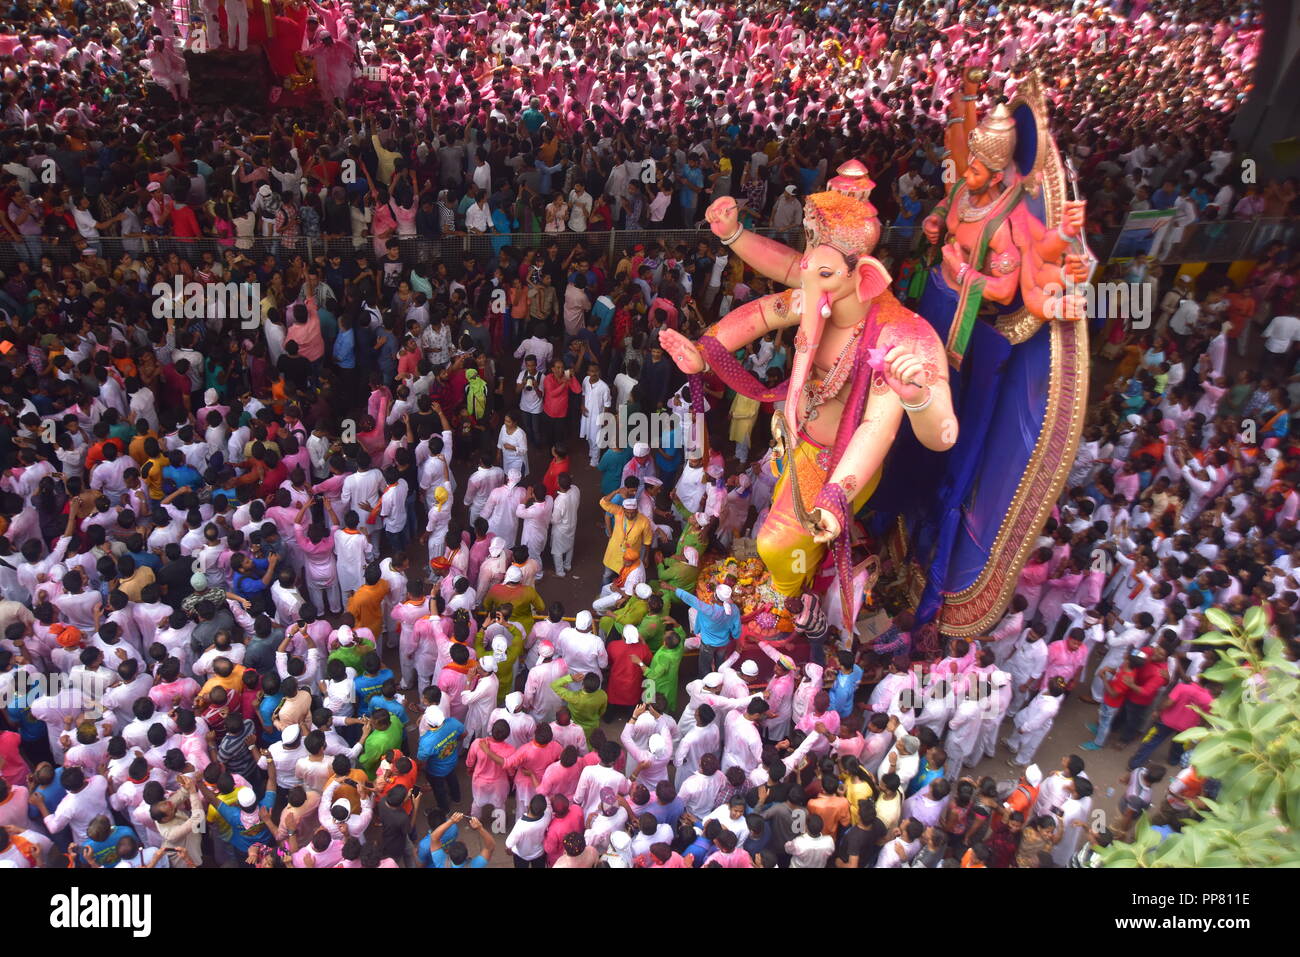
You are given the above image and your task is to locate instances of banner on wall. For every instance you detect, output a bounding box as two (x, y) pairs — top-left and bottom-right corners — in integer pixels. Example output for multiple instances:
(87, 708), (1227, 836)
(1108, 209), (1178, 261)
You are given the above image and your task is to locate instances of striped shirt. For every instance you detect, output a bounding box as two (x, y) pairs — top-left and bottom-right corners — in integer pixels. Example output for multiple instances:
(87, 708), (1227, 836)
(795, 594), (829, 643)
(216, 718), (260, 778)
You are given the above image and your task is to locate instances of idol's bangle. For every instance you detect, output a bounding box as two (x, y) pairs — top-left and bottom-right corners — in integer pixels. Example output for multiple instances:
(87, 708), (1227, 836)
(900, 386), (933, 414)
(956, 262), (970, 284)
(690, 339), (712, 374)
(720, 224), (744, 246)
(1057, 225), (1075, 244)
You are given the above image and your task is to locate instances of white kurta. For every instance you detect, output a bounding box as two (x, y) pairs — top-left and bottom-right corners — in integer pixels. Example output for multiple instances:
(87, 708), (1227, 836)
(1008, 693), (1061, 765)
(516, 498), (553, 560)
(580, 378), (611, 461)
(333, 529), (371, 600)
(483, 482), (526, 549)
(461, 674), (500, 740)
(549, 487), (580, 555)
(498, 425), (529, 477)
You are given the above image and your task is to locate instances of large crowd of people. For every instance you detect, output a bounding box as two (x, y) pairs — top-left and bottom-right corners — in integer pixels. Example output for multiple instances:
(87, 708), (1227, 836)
(0, 0), (1291, 870)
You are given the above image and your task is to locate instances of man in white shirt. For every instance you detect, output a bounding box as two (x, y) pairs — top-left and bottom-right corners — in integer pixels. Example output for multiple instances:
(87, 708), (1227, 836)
(720, 698), (766, 774)
(567, 183), (593, 232)
(464, 192), (492, 233)
(1262, 314), (1300, 366)
(555, 612), (606, 677)
(35, 767), (110, 844)
(549, 474), (581, 577)
(785, 813), (836, 867)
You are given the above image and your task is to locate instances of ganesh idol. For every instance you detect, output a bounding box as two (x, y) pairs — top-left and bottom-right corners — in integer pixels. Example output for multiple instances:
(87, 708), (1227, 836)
(659, 162), (957, 630)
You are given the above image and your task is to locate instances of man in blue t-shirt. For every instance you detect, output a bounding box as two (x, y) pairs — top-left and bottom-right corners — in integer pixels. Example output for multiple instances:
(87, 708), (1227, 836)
(417, 707), (466, 812)
(197, 761), (278, 858)
(425, 811), (495, 868)
(828, 649), (864, 719)
(351, 653), (396, 716)
(80, 819), (138, 867)
(677, 155), (705, 226)
(416, 812), (460, 868)
(231, 550), (279, 602)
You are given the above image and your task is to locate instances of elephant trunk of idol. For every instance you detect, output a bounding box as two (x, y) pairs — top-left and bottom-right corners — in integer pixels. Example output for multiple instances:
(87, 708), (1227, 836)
(784, 289), (833, 445)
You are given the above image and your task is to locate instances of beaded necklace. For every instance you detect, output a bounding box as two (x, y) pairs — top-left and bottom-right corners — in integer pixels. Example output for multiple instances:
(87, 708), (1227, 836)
(801, 317), (866, 423)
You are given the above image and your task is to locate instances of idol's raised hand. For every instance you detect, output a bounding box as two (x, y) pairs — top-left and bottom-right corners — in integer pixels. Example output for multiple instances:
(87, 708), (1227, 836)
(658, 327), (703, 375)
(705, 196), (739, 240)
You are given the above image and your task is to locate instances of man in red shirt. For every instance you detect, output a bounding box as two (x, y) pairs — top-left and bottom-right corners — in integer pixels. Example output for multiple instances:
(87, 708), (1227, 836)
(170, 198), (201, 238)
(1114, 645), (1170, 747)
(1128, 673), (1215, 769)
(541, 358), (581, 446)
(82, 422), (127, 475)
(1082, 652), (1137, 751)
(160, 358), (194, 416)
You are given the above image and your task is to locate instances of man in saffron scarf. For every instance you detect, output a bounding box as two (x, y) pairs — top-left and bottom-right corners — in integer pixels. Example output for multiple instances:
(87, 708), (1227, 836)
(593, 547), (646, 618)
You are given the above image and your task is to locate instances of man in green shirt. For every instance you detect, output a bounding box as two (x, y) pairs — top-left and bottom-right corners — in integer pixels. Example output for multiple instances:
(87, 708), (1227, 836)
(521, 98), (546, 134)
(598, 581), (651, 638)
(656, 545), (700, 615)
(634, 594), (682, 652)
(357, 708), (405, 780)
(640, 629), (686, 713)
(327, 624), (375, 673)
(550, 671), (608, 743)
(475, 609), (526, 704)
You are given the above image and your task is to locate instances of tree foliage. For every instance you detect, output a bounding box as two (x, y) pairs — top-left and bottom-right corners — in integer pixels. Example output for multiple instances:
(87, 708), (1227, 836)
(1099, 605), (1300, 867)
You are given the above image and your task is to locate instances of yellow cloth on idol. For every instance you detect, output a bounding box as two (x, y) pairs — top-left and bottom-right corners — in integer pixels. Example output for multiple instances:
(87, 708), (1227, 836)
(756, 436), (879, 597)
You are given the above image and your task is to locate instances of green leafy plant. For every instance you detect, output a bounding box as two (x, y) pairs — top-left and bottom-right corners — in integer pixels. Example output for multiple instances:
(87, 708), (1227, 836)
(1099, 605), (1300, 867)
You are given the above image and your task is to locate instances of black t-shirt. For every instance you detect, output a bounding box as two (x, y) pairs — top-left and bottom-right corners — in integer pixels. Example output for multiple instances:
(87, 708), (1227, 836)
(277, 353), (312, 390)
(157, 557), (195, 608)
(376, 801), (411, 857)
(381, 257), (406, 293)
(409, 410), (438, 440)
(836, 822), (884, 868)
